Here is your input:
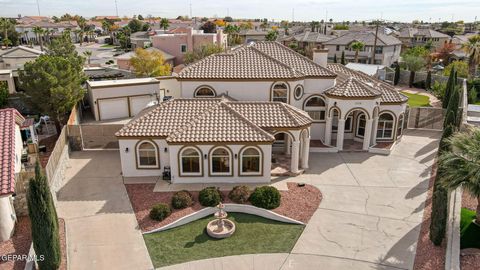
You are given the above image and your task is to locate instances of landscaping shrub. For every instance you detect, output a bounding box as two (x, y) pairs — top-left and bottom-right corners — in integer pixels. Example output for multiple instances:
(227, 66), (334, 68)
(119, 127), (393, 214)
(171, 190), (193, 209)
(150, 203), (171, 221)
(460, 208), (480, 249)
(429, 174), (448, 246)
(199, 187), (222, 207)
(249, 186), (281, 209)
(228, 185), (251, 204)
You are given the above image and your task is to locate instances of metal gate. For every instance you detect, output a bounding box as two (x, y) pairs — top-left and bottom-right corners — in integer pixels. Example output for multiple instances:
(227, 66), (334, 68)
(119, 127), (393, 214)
(406, 107), (446, 130)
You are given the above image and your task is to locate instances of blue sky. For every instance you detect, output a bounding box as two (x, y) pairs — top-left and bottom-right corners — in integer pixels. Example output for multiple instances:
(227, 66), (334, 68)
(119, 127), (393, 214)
(0, 0), (478, 23)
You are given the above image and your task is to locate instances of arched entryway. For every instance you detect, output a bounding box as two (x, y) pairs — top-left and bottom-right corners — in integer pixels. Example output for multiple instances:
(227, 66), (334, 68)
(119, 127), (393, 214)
(334, 108), (374, 151)
(271, 130), (304, 175)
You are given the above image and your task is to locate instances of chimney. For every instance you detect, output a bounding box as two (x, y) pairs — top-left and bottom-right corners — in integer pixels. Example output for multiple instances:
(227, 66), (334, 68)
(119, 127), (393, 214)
(312, 48), (329, 68)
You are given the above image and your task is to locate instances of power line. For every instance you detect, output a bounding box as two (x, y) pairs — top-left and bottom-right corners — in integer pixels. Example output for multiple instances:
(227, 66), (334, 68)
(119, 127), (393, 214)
(36, 0), (41, 16)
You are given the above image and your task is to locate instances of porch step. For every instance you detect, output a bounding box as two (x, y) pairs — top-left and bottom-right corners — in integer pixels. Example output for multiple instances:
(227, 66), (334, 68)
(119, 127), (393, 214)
(271, 169), (304, 177)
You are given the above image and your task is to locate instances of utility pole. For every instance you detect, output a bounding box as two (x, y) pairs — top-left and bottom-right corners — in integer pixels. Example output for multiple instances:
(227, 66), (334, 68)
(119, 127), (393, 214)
(114, 0), (119, 17)
(36, 0), (41, 16)
(292, 8), (294, 22)
(190, 2), (193, 18)
(371, 20), (380, 65)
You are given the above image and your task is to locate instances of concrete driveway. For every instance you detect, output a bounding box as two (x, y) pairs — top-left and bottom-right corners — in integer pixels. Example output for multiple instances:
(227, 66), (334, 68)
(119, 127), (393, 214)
(56, 150), (153, 270)
(158, 129), (440, 270)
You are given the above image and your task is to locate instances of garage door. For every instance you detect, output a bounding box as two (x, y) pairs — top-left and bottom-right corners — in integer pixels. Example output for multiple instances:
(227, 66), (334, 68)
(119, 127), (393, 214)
(129, 95), (153, 116)
(98, 98), (129, 120)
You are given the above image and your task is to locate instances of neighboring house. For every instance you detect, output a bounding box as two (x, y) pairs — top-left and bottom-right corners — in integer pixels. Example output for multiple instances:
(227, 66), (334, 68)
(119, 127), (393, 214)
(239, 29), (270, 43)
(397, 28), (450, 50)
(151, 28), (227, 65)
(0, 46), (43, 93)
(114, 41), (407, 182)
(115, 47), (175, 71)
(130, 31), (152, 50)
(15, 21), (80, 44)
(323, 31), (402, 66)
(280, 30), (333, 57)
(0, 108), (25, 242)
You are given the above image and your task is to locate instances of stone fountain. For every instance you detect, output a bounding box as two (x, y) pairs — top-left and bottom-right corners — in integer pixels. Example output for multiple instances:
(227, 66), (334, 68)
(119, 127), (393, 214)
(206, 203), (236, 239)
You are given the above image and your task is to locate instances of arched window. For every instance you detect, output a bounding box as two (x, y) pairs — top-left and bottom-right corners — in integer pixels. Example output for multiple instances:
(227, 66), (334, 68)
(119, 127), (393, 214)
(271, 82), (289, 103)
(180, 147), (201, 175)
(304, 96), (326, 121)
(194, 86), (216, 98)
(294, 85), (304, 100)
(396, 114), (404, 138)
(240, 147), (262, 175)
(210, 147), (232, 175)
(377, 113), (395, 139)
(136, 141), (158, 168)
(356, 113), (367, 138)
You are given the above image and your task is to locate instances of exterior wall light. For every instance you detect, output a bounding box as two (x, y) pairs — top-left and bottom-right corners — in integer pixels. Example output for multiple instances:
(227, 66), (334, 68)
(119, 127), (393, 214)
(164, 147), (168, 153)
(125, 147), (129, 153)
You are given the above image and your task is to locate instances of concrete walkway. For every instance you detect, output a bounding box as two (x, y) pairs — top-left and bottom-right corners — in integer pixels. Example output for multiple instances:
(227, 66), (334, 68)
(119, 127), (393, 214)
(158, 129), (440, 270)
(56, 151), (153, 270)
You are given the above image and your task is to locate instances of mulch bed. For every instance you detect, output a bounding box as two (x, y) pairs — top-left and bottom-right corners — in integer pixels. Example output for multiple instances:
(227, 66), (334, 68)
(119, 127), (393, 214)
(461, 191), (480, 270)
(413, 162), (446, 270)
(126, 182), (322, 232)
(38, 135), (59, 168)
(0, 217), (67, 270)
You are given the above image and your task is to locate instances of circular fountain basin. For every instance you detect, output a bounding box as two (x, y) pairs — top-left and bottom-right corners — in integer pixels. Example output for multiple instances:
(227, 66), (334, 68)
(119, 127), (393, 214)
(206, 219), (236, 239)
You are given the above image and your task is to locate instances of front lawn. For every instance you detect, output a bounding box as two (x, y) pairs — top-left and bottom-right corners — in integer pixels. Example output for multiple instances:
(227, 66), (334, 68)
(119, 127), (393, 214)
(401, 91), (431, 107)
(143, 213), (304, 267)
(100, 44), (115, 48)
(460, 208), (480, 249)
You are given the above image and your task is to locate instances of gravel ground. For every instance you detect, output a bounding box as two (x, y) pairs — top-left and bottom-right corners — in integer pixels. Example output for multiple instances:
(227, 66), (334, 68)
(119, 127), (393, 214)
(0, 217), (67, 270)
(413, 163), (446, 270)
(461, 191), (480, 269)
(126, 183), (322, 232)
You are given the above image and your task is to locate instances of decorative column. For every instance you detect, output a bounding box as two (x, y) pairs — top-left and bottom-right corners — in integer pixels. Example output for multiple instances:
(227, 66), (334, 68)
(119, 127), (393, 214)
(290, 141), (300, 173)
(325, 116), (332, 145)
(371, 116), (379, 146)
(286, 136), (291, 155)
(336, 119), (345, 151)
(301, 137), (310, 169)
(363, 118), (373, 150)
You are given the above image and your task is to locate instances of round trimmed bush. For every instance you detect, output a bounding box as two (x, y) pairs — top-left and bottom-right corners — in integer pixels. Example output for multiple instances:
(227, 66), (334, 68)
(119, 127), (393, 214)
(171, 190), (194, 209)
(228, 185), (251, 204)
(249, 186), (281, 209)
(199, 187), (222, 207)
(149, 203), (171, 221)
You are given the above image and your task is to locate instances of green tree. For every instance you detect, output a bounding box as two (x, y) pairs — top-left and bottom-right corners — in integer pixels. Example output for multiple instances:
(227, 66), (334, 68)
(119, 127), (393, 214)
(425, 70), (432, 90)
(19, 34), (86, 133)
(0, 18), (14, 48)
(184, 43), (225, 65)
(440, 128), (480, 223)
(27, 162), (61, 270)
(83, 50), (93, 65)
(160, 18), (170, 31)
(224, 24), (241, 46)
(265, 30), (278, 41)
(403, 55), (426, 88)
(200, 21), (217, 33)
(333, 54), (337, 63)
(224, 16), (233, 22)
(341, 51), (346, 65)
(130, 48), (172, 77)
(128, 19), (144, 33)
(444, 86), (460, 128)
(443, 61), (469, 78)
(32, 26), (44, 51)
(394, 64), (401, 85)
(443, 67), (456, 108)
(351, 41), (365, 63)
(138, 14), (144, 20)
(462, 35), (480, 78)
(0, 81), (8, 108)
(469, 86), (478, 104)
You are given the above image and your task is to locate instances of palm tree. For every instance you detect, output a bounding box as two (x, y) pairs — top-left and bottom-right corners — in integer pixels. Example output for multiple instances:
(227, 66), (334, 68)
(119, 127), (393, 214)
(32, 26), (44, 51)
(83, 51), (93, 65)
(224, 24), (240, 46)
(0, 18), (13, 48)
(351, 41), (365, 63)
(462, 35), (480, 78)
(160, 18), (169, 32)
(440, 128), (480, 223)
(23, 30), (29, 44)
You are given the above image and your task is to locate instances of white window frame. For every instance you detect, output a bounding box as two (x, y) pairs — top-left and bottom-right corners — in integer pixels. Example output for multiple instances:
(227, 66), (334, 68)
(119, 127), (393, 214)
(304, 96), (326, 122)
(136, 140), (159, 169)
(180, 147), (202, 176)
(240, 147), (262, 176)
(294, 85), (304, 100)
(271, 82), (289, 103)
(356, 113), (366, 138)
(210, 147), (232, 176)
(377, 113), (395, 140)
(397, 114), (404, 138)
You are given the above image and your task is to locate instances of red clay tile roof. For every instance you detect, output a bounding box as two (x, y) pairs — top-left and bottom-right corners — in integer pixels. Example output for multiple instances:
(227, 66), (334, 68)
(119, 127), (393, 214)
(0, 108), (24, 195)
(116, 98), (312, 142)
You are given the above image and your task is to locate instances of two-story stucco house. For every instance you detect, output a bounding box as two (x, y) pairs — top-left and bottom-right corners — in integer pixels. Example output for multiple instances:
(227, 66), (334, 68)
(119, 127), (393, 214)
(397, 28), (450, 50)
(323, 31), (402, 66)
(0, 46), (43, 94)
(115, 41), (408, 184)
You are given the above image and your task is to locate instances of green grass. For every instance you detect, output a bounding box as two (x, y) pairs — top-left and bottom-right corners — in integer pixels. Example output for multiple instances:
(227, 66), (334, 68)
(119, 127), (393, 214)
(143, 213), (304, 267)
(460, 208), (480, 249)
(100, 44), (115, 48)
(401, 91), (431, 107)
(474, 101), (480, 105)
